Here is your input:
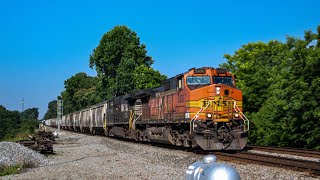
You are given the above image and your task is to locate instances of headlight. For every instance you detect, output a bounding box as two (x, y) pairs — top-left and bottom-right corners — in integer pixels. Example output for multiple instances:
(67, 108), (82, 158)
(215, 86), (221, 95)
(234, 113), (239, 118)
(206, 113), (212, 119)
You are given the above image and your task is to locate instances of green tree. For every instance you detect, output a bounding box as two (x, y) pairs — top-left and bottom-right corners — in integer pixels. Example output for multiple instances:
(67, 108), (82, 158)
(61, 72), (98, 114)
(220, 26), (320, 149)
(0, 106), (39, 141)
(0, 105), (20, 140)
(43, 100), (57, 120)
(133, 65), (167, 91)
(20, 108), (40, 134)
(221, 41), (287, 114)
(20, 108), (39, 120)
(89, 25), (165, 99)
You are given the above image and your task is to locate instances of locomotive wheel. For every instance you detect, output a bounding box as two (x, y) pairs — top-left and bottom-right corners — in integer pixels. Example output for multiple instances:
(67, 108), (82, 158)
(217, 125), (233, 149)
(135, 131), (140, 141)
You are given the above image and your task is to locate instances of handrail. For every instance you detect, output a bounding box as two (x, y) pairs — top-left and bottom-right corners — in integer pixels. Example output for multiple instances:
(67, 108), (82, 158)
(129, 110), (134, 130)
(132, 114), (141, 130)
(189, 101), (211, 135)
(233, 102), (250, 132)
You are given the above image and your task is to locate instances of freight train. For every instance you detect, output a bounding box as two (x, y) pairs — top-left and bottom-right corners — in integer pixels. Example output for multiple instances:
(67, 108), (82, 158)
(45, 67), (249, 150)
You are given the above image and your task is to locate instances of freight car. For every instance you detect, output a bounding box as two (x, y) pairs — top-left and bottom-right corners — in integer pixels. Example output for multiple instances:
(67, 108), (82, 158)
(45, 67), (249, 150)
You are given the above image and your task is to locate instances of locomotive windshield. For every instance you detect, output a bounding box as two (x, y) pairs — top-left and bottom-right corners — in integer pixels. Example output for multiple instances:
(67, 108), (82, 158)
(186, 76), (210, 85)
(213, 76), (234, 86)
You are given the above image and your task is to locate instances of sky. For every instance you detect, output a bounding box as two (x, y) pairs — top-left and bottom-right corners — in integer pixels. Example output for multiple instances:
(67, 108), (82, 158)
(0, 0), (319, 119)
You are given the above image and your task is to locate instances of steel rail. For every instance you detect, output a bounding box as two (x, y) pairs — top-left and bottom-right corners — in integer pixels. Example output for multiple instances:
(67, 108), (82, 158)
(214, 151), (320, 175)
(246, 145), (320, 158)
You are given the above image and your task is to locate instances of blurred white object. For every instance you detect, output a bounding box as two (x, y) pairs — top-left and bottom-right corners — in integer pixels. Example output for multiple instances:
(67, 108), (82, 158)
(53, 131), (59, 138)
(186, 155), (240, 180)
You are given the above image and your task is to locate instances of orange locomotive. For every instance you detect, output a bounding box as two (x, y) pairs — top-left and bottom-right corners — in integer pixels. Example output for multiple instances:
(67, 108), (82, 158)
(119, 67), (249, 150)
(45, 67), (249, 151)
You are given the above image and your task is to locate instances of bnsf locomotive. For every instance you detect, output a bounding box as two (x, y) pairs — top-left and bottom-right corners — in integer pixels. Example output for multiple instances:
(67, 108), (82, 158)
(45, 67), (249, 150)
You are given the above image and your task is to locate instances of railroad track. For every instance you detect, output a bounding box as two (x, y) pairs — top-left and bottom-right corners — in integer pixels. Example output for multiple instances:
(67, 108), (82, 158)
(214, 151), (320, 176)
(51, 127), (320, 176)
(156, 144), (320, 176)
(246, 145), (320, 158)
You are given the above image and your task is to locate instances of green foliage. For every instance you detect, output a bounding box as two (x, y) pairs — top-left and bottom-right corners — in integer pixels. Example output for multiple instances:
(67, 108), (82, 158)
(0, 164), (23, 176)
(0, 163), (35, 176)
(221, 41), (288, 114)
(61, 72), (99, 114)
(90, 25), (166, 99)
(20, 108), (39, 120)
(20, 108), (40, 134)
(0, 106), (40, 141)
(221, 26), (320, 149)
(0, 105), (20, 140)
(133, 65), (167, 91)
(43, 100), (57, 120)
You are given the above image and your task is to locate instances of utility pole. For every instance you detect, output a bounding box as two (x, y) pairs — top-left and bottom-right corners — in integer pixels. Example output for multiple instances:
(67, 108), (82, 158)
(21, 98), (24, 112)
(57, 100), (63, 132)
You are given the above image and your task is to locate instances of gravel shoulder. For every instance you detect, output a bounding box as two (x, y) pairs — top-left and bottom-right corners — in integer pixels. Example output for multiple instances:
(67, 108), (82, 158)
(2, 128), (317, 180)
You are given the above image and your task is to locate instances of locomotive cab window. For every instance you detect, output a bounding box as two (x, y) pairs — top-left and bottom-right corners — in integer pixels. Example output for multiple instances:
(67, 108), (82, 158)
(186, 76), (210, 85)
(213, 76), (234, 87)
(186, 76), (210, 90)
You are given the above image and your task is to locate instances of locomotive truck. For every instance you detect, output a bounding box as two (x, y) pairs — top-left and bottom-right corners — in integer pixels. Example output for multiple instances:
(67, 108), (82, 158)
(45, 67), (249, 150)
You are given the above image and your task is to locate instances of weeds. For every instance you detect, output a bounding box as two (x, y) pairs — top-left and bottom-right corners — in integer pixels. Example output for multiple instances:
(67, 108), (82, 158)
(0, 164), (23, 176)
(0, 162), (35, 176)
(2, 132), (32, 142)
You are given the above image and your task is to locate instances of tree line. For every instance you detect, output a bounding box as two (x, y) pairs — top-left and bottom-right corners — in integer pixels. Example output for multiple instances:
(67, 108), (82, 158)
(0, 106), (40, 141)
(221, 26), (320, 150)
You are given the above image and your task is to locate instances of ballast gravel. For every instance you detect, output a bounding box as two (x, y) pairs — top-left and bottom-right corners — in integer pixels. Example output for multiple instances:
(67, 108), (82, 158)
(2, 128), (318, 180)
(0, 142), (48, 168)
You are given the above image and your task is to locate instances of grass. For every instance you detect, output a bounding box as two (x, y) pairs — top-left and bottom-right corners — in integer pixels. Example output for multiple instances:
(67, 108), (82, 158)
(0, 162), (35, 176)
(0, 164), (23, 176)
(1, 130), (36, 142)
